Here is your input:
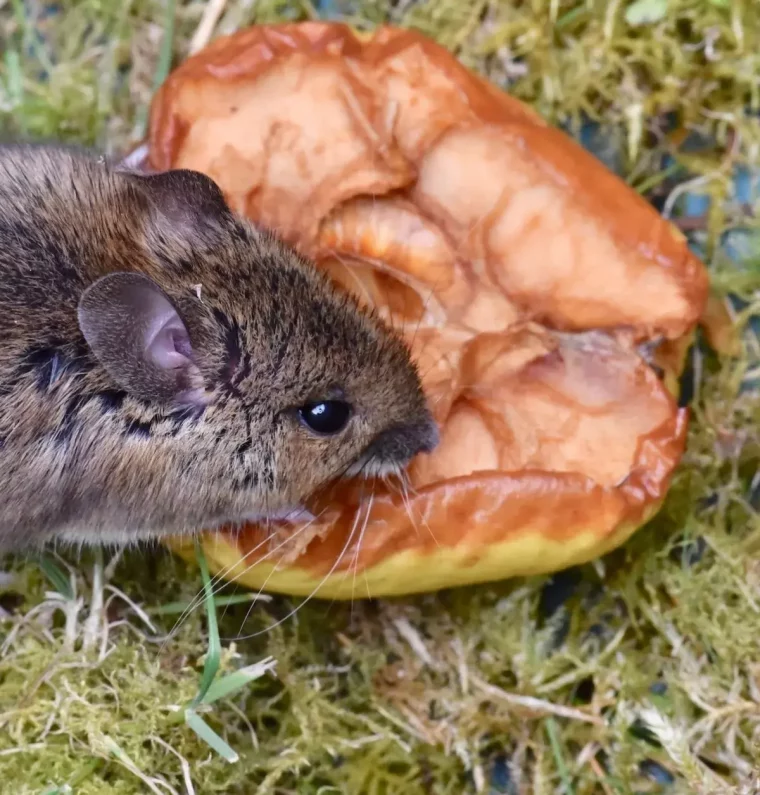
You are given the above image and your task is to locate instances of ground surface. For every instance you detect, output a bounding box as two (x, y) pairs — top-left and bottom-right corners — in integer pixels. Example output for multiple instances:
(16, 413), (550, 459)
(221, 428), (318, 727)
(0, 1), (759, 794)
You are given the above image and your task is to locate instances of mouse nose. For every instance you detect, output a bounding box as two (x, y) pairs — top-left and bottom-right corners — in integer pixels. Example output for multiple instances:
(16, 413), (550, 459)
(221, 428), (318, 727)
(367, 414), (439, 467)
(415, 415), (439, 454)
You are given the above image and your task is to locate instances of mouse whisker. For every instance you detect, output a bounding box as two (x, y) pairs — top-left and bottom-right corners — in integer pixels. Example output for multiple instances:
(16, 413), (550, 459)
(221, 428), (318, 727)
(165, 528), (276, 642)
(384, 472), (417, 539)
(167, 508), (328, 641)
(386, 469), (439, 551)
(228, 488), (367, 642)
(177, 513), (326, 644)
(235, 551), (290, 632)
(216, 506), (331, 628)
(349, 481), (367, 619)
(350, 467), (379, 611)
(352, 492), (374, 606)
(234, 507), (331, 630)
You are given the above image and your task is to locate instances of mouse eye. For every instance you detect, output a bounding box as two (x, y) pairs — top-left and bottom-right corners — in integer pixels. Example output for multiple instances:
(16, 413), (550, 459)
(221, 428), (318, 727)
(298, 400), (352, 436)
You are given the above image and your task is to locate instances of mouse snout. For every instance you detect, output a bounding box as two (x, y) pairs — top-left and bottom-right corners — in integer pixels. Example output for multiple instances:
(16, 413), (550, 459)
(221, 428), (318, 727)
(363, 413), (439, 474)
(412, 414), (440, 455)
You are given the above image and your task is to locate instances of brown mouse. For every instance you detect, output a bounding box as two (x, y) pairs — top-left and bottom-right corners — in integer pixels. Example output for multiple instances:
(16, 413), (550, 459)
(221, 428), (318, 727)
(0, 144), (438, 551)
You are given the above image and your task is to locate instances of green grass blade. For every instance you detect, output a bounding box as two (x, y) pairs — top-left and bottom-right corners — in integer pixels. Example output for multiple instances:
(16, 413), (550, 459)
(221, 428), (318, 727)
(9, 0), (29, 50)
(191, 539), (221, 707)
(38, 555), (74, 600)
(9, 0), (54, 74)
(631, 161), (682, 194)
(152, 0), (177, 93)
(185, 709), (239, 763)
(201, 656), (277, 705)
(133, 0), (176, 137)
(3, 48), (24, 105)
(545, 717), (575, 794)
(149, 592), (267, 615)
(40, 759), (102, 794)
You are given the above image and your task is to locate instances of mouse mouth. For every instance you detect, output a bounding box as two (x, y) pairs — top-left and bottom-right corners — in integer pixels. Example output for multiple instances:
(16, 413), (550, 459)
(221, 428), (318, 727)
(346, 417), (439, 480)
(344, 453), (407, 481)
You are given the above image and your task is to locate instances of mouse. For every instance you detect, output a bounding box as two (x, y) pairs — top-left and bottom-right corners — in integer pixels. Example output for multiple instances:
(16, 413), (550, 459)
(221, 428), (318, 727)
(0, 144), (438, 551)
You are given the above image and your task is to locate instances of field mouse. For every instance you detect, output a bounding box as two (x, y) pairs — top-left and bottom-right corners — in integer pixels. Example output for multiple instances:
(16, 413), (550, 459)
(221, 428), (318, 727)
(0, 145), (438, 551)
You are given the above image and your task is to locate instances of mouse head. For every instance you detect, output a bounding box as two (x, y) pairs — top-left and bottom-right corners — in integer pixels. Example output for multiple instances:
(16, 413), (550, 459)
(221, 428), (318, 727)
(76, 166), (437, 531)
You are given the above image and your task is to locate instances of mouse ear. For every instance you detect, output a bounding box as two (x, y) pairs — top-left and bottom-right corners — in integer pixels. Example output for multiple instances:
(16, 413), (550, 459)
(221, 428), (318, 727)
(125, 169), (231, 237)
(78, 272), (207, 407)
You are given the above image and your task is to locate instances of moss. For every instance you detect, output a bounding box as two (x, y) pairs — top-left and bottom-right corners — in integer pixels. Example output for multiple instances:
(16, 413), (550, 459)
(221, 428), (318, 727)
(1, 1), (759, 793)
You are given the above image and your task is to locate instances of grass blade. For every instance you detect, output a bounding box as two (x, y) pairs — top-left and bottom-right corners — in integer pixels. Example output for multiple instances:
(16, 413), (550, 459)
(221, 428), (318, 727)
(39, 760), (102, 794)
(545, 717), (575, 794)
(38, 555), (74, 600)
(149, 592), (269, 615)
(201, 657), (277, 705)
(3, 48), (24, 120)
(185, 710), (239, 763)
(133, 0), (176, 137)
(191, 539), (221, 707)
(152, 0), (177, 93)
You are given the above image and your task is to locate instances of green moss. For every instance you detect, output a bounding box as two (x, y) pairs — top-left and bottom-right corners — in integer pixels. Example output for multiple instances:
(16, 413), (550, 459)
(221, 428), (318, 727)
(1, 1), (759, 793)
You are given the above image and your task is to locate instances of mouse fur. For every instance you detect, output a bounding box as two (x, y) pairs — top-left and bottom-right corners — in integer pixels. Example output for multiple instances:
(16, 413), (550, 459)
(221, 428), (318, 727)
(0, 144), (437, 551)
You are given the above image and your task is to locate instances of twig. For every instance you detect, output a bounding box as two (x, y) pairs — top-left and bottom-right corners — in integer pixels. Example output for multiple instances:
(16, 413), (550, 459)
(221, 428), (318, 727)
(588, 754), (614, 795)
(82, 548), (104, 652)
(150, 737), (196, 795)
(393, 616), (437, 669)
(471, 676), (604, 725)
(189, 0), (228, 54)
(662, 174), (712, 219)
